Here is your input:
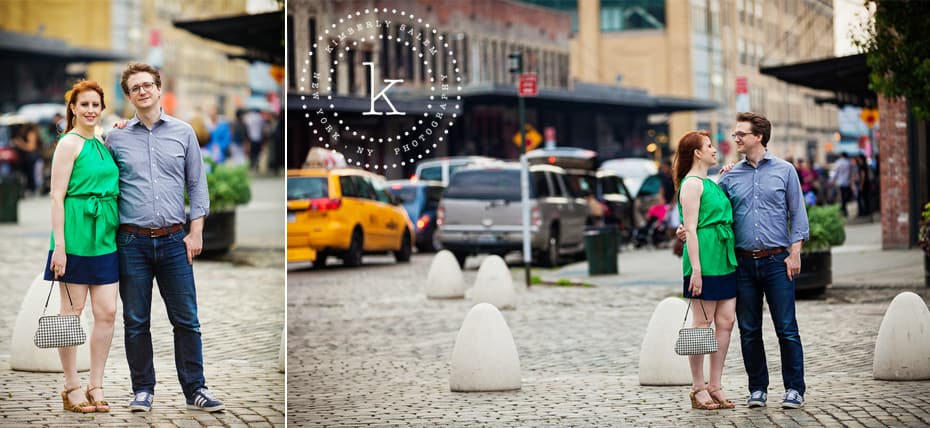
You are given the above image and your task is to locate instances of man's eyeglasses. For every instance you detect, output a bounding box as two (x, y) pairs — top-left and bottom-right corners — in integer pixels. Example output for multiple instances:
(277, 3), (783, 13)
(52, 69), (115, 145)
(130, 82), (156, 95)
(731, 131), (754, 139)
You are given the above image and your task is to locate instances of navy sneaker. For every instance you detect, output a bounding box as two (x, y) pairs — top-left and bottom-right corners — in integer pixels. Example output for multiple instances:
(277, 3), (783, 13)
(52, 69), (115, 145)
(782, 389), (804, 409)
(747, 390), (767, 408)
(186, 387), (225, 412)
(129, 391), (154, 412)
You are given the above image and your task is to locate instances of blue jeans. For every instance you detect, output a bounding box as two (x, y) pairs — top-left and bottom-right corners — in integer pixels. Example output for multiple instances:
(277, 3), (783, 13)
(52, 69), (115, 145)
(735, 251), (805, 396)
(118, 230), (205, 399)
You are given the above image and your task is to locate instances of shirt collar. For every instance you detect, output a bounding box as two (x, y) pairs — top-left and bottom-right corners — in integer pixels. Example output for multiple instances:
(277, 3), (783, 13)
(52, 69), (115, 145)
(128, 108), (169, 128)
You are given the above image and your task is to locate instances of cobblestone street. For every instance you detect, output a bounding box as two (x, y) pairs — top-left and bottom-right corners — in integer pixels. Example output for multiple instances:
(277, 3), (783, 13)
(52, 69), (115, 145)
(288, 238), (930, 426)
(0, 177), (285, 427)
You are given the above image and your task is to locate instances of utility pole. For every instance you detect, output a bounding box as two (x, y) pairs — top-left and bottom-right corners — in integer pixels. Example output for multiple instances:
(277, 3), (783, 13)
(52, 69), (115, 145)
(509, 51), (531, 288)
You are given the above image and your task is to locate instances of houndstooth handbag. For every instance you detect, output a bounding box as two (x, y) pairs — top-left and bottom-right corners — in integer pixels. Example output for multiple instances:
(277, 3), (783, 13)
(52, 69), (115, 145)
(674, 299), (719, 356)
(34, 281), (86, 349)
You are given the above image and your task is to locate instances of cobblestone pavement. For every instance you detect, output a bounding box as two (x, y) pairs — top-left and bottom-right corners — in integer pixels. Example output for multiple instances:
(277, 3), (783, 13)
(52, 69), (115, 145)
(288, 250), (930, 427)
(0, 190), (285, 427)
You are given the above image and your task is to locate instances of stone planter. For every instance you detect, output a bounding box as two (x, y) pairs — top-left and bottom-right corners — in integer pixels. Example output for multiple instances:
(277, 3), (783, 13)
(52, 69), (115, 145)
(796, 250), (831, 296)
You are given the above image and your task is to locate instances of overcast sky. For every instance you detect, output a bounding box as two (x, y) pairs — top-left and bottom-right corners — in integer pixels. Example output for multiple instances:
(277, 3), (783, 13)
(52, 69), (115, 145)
(834, 0), (872, 56)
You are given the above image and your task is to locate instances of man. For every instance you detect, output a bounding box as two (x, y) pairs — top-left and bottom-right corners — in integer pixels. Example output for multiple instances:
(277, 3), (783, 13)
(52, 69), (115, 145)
(719, 112), (809, 409)
(678, 112), (809, 409)
(107, 62), (225, 412)
(831, 152), (852, 217)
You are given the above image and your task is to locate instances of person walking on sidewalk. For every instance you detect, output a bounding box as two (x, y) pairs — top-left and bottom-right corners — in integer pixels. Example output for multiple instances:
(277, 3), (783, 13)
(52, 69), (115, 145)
(675, 131), (738, 411)
(107, 62), (225, 413)
(46, 80), (119, 413)
(719, 112), (810, 409)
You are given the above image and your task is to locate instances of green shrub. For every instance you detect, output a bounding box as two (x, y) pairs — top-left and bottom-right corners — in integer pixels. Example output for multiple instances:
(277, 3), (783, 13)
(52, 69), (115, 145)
(918, 202), (930, 254)
(205, 159), (251, 211)
(805, 204), (846, 252)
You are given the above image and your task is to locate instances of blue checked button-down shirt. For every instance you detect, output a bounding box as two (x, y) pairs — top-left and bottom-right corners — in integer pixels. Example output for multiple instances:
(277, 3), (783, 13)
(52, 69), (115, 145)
(107, 110), (209, 228)
(717, 151), (809, 251)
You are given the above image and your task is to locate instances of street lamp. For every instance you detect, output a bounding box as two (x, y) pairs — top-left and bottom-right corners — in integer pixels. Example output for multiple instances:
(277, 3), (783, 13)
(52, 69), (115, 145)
(510, 51), (531, 288)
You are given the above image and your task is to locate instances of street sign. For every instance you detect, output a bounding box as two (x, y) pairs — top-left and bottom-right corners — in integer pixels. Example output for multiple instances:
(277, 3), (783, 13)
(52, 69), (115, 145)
(513, 124), (542, 151)
(518, 73), (538, 97)
(860, 108), (879, 128)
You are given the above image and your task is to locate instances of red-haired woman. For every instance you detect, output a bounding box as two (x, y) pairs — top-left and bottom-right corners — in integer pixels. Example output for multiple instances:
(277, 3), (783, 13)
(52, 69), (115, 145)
(674, 131), (738, 410)
(45, 80), (119, 413)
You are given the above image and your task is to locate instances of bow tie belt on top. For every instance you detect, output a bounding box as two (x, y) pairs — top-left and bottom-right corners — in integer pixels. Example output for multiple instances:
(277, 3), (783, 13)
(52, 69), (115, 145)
(697, 222), (737, 268)
(71, 194), (117, 244)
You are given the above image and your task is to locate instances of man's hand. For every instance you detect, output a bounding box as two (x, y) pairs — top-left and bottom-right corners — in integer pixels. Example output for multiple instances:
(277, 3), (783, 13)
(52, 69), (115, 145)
(785, 251), (801, 280)
(676, 224), (686, 242)
(183, 232), (203, 264)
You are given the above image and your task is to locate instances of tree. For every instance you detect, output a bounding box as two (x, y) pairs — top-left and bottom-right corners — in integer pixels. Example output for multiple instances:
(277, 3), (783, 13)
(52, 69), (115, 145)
(853, 1), (930, 120)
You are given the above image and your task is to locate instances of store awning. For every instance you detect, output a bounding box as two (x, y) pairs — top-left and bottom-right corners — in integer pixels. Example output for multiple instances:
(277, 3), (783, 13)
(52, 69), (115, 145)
(759, 53), (875, 107)
(173, 11), (283, 65)
(0, 30), (131, 62)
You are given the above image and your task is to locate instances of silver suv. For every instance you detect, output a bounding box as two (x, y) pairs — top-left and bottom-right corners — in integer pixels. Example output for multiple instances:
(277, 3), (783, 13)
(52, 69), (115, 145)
(438, 163), (589, 267)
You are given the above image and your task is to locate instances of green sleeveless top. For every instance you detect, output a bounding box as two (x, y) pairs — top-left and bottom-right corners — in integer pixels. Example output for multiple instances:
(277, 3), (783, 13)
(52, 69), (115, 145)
(678, 176), (737, 277)
(49, 132), (120, 256)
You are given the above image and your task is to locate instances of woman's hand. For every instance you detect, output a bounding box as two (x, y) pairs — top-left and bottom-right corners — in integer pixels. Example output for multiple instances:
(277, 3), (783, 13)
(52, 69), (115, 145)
(50, 248), (67, 279)
(720, 162), (736, 174)
(112, 120), (130, 129)
(689, 274), (703, 296)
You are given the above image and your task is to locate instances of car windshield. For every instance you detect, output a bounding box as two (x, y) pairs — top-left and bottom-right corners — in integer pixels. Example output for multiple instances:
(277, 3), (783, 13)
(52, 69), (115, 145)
(444, 169), (524, 201)
(389, 186), (418, 203)
(419, 166), (441, 181)
(287, 177), (328, 200)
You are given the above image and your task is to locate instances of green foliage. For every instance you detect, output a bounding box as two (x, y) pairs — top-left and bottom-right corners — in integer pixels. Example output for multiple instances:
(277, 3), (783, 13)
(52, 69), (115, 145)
(530, 275), (543, 284)
(805, 204), (846, 252)
(853, 1), (930, 120)
(918, 202), (930, 254)
(205, 159), (251, 212)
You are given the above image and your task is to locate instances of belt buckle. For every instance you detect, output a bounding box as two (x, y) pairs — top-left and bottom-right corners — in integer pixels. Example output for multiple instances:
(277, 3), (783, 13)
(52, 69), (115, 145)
(149, 228), (158, 237)
(751, 250), (763, 259)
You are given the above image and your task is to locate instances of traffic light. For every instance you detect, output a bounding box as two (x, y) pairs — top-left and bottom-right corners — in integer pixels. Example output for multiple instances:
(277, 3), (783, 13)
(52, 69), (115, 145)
(508, 52), (523, 74)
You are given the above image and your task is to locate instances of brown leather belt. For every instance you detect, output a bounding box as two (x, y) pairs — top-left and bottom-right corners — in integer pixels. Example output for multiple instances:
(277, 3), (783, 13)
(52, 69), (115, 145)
(119, 223), (184, 237)
(736, 247), (787, 259)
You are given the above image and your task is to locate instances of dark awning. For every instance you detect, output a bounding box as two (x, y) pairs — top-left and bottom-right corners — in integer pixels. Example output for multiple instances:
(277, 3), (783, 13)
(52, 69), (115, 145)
(288, 81), (717, 115)
(759, 53), (875, 107)
(173, 11), (283, 65)
(0, 30), (131, 62)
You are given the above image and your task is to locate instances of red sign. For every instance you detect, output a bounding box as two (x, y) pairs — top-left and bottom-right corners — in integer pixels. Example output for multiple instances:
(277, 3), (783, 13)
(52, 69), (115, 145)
(736, 77), (748, 94)
(518, 73), (538, 97)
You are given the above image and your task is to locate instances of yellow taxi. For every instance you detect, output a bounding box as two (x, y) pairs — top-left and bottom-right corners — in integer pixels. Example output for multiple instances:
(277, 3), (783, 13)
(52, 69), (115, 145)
(287, 167), (415, 267)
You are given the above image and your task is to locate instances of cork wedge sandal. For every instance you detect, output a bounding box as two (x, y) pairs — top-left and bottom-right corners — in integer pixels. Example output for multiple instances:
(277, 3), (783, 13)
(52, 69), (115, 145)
(61, 385), (95, 413)
(85, 386), (110, 412)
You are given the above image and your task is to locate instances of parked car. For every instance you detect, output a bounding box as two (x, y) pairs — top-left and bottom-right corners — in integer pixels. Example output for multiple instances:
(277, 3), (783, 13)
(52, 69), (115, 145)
(387, 179), (445, 252)
(600, 157), (658, 196)
(634, 174), (664, 227)
(438, 162), (588, 267)
(595, 169), (636, 242)
(414, 155), (498, 185)
(287, 167), (415, 268)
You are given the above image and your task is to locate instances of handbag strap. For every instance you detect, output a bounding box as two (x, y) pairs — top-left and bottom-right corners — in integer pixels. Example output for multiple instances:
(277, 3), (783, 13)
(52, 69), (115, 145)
(682, 298), (710, 328)
(42, 280), (75, 316)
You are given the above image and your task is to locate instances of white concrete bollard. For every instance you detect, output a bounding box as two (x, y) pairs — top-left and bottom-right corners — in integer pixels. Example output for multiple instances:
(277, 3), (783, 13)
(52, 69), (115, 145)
(277, 327), (285, 373)
(425, 250), (467, 299)
(469, 255), (516, 309)
(449, 303), (521, 392)
(873, 291), (930, 380)
(10, 273), (91, 372)
(639, 297), (696, 386)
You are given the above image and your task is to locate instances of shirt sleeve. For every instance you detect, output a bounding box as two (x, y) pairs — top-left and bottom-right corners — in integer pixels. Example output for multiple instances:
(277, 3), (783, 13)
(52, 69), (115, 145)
(786, 164), (809, 244)
(185, 128), (210, 220)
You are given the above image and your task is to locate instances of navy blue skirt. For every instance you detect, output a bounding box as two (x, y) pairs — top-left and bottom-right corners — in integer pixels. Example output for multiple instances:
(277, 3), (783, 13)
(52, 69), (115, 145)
(682, 272), (737, 300)
(44, 251), (119, 285)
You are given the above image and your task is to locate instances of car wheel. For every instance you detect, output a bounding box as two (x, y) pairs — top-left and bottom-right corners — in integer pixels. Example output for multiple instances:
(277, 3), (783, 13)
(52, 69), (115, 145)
(429, 227), (442, 252)
(343, 228), (363, 267)
(544, 230), (560, 267)
(311, 252), (328, 269)
(395, 230), (412, 262)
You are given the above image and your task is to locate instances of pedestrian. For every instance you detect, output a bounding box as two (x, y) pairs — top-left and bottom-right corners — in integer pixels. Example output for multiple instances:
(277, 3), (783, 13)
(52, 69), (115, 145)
(45, 80), (119, 413)
(13, 123), (45, 195)
(674, 130), (738, 410)
(242, 108), (265, 171)
(855, 154), (871, 217)
(832, 152), (852, 217)
(796, 159), (818, 206)
(719, 112), (810, 409)
(107, 62), (225, 413)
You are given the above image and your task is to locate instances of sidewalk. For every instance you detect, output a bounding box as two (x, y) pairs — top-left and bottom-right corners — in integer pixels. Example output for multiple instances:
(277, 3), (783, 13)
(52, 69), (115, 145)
(541, 221), (925, 290)
(0, 177), (285, 427)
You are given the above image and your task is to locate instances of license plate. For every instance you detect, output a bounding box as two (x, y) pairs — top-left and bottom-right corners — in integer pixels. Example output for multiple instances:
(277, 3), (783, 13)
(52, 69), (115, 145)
(477, 233), (496, 243)
(287, 212), (296, 223)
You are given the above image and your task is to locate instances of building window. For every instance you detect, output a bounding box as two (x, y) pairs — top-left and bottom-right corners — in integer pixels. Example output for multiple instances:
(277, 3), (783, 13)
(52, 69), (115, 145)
(599, 0), (665, 32)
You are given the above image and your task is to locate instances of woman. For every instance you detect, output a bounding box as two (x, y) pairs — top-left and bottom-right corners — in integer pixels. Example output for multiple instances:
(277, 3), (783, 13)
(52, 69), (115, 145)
(674, 131), (738, 410)
(45, 81), (119, 413)
(12, 123), (44, 195)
